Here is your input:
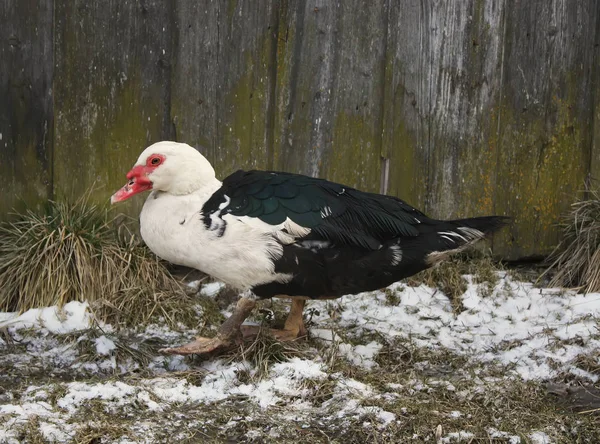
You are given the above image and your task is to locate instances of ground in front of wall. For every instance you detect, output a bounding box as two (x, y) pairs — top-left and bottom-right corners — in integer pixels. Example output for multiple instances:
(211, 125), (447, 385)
(1, 271), (599, 443)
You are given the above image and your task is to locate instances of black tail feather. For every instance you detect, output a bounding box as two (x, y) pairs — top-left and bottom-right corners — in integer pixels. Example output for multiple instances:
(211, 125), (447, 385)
(449, 215), (511, 236)
(410, 215), (510, 265)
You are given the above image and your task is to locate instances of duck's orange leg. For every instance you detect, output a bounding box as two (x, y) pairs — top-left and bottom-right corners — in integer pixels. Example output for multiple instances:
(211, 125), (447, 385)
(240, 298), (308, 341)
(160, 297), (257, 356)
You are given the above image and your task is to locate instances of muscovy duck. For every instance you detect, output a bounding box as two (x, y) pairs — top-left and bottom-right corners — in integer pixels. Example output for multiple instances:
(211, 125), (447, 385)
(111, 141), (508, 356)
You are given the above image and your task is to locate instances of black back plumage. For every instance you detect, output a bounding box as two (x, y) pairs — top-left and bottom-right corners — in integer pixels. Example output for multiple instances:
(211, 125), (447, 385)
(202, 169), (509, 299)
(203, 170), (430, 250)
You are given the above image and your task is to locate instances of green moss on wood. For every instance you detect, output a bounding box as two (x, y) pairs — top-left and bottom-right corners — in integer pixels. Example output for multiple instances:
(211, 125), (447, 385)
(494, 95), (588, 258)
(0, 139), (51, 218)
(54, 72), (158, 218)
(272, 9), (295, 171)
(325, 111), (381, 192)
(214, 30), (273, 178)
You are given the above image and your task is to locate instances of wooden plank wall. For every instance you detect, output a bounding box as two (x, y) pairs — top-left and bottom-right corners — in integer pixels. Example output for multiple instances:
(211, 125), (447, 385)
(0, 0), (53, 214)
(170, 1), (277, 176)
(273, 0), (386, 192)
(1, 0), (599, 259)
(53, 0), (174, 217)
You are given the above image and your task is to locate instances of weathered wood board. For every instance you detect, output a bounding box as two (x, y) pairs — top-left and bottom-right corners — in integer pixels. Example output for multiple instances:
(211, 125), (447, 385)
(171, 0), (278, 178)
(53, 0), (174, 214)
(494, 0), (598, 257)
(1, 0), (599, 259)
(0, 0), (53, 215)
(383, 0), (504, 223)
(169, 1), (220, 163)
(591, 1), (600, 182)
(273, 0), (386, 192)
(383, 0), (598, 258)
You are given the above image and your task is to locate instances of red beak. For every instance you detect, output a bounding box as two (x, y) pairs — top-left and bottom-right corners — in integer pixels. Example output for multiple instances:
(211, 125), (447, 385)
(110, 165), (153, 204)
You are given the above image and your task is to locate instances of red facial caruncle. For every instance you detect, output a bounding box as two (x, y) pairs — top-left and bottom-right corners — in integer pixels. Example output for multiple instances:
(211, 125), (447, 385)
(110, 154), (165, 204)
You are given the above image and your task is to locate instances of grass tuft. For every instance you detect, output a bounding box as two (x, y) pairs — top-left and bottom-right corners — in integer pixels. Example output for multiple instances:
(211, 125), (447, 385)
(0, 196), (197, 328)
(74, 422), (131, 444)
(405, 251), (502, 309)
(226, 328), (310, 381)
(541, 188), (600, 293)
(14, 416), (48, 444)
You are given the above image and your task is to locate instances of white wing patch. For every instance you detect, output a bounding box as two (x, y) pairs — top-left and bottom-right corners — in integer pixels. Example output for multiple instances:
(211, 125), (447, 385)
(299, 240), (331, 252)
(224, 214), (311, 246)
(208, 195), (231, 232)
(389, 244), (402, 266)
(458, 227), (484, 240)
(218, 195), (231, 210)
(284, 218), (311, 238)
(320, 206), (333, 218)
(438, 228), (484, 244)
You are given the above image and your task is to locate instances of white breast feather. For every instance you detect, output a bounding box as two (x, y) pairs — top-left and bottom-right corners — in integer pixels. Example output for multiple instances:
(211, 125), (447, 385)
(139, 185), (307, 290)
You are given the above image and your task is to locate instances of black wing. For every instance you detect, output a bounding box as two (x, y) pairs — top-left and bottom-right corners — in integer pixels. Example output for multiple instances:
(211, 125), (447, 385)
(202, 170), (430, 250)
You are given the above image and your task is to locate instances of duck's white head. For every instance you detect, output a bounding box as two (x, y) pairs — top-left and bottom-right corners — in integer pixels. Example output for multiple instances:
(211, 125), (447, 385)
(111, 141), (216, 203)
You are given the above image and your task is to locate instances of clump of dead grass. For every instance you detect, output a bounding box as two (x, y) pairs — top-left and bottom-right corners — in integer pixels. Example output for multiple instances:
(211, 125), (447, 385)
(0, 197), (197, 328)
(70, 329), (164, 370)
(409, 258), (468, 302)
(404, 251), (502, 310)
(541, 188), (600, 293)
(226, 327), (311, 381)
(73, 421), (132, 444)
(13, 416), (48, 444)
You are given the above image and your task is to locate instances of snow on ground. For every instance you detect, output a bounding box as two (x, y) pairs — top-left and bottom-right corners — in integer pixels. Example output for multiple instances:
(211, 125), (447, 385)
(0, 301), (93, 334)
(1, 275), (599, 442)
(315, 273), (600, 381)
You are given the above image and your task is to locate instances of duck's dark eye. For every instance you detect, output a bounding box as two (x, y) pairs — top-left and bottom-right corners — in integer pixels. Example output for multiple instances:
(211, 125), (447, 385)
(151, 157), (161, 165)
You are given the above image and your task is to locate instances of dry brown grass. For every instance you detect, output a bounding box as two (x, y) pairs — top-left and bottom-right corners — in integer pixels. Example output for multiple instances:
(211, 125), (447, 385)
(225, 327), (312, 381)
(404, 251), (502, 311)
(73, 423), (132, 444)
(303, 334), (600, 443)
(12, 417), (48, 444)
(541, 188), (600, 293)
(3, 324), (600, 443)
(0, 197), (197, 328)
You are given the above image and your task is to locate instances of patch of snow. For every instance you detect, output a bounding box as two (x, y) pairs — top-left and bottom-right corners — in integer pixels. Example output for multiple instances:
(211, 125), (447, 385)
(136, 390), (162, 411)
(186, 279), (202, 290)
(312, 276), (600, 381)
(142, 323), (197, 340)
(337, 377), (374, 398)
(442, 431), (475, 442)
(0, 301), (92, 333)
(1, 273), (600, 441)
(310, 328), (341, 342)
(200, 282), (225, 297)
(338, 340), (382, 369)
(529, 431), (552, 444)
(488, 428), (522, 443)
(0, 401), (55, 418)
(94, 335), (116, 355)
(374, 408), (396, 426)
(147, 358), (327, 409)
(39, 422), (72, 442)
(57, 381), (138, 413)
(568, 366), (599, 382)
(246, 429), (263, 440)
